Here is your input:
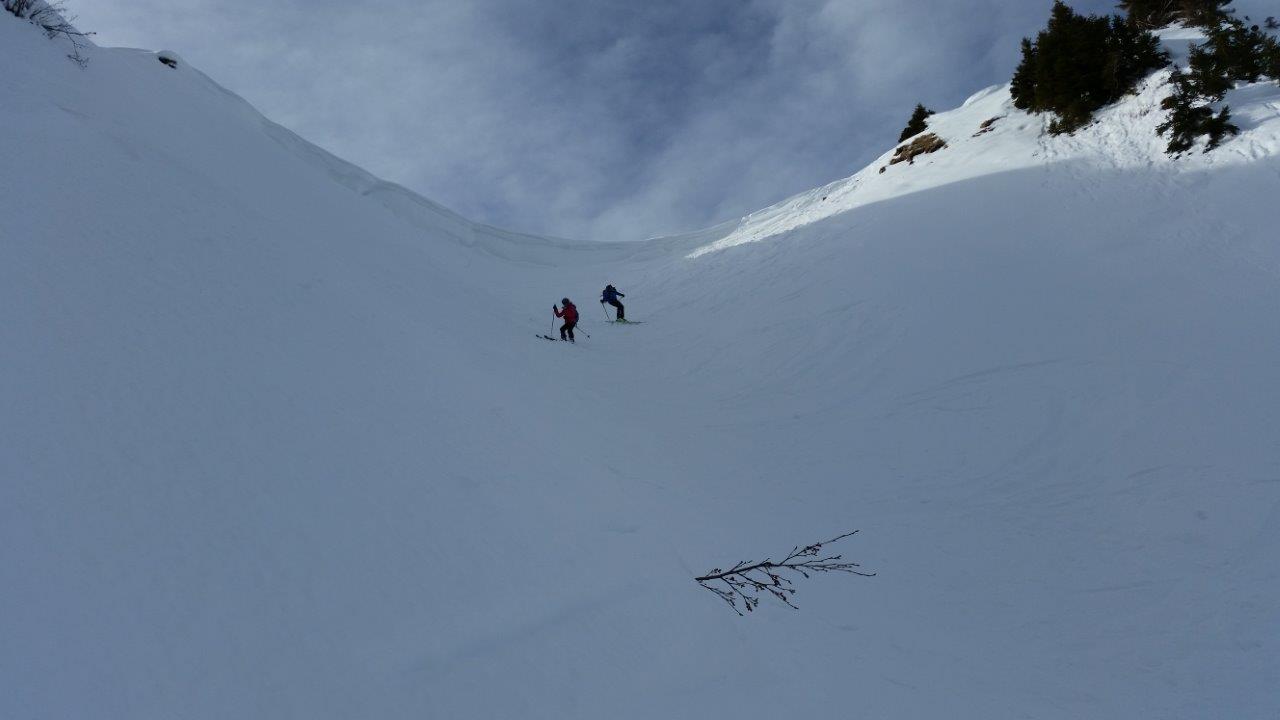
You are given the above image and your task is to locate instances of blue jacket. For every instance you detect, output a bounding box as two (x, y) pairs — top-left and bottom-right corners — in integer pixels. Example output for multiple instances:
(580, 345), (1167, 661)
(601, 286), (625, 303)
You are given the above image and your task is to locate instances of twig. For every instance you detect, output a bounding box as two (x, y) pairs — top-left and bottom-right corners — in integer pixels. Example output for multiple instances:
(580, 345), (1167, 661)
(5, 1), (95, 67)
(696, 530), (875, 615)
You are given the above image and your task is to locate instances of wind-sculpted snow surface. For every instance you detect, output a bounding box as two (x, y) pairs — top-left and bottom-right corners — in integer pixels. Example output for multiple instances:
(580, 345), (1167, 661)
(2, 14), (1279, 719)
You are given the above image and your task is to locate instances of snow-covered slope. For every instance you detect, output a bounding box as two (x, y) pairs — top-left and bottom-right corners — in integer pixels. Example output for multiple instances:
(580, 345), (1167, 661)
(3, 13), (1279, 719)
(691, 27), (1280, 258)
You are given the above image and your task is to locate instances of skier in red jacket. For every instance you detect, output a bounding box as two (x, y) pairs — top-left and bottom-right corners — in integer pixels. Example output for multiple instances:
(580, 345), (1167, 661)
(553, 298), (578, 342)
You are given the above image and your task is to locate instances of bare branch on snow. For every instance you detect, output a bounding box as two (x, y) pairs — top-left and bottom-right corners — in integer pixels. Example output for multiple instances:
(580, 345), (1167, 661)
(696, 530), (875, 615)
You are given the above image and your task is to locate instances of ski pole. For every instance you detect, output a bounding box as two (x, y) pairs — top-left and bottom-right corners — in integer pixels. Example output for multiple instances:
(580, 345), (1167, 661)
(600, 302), (611, 321)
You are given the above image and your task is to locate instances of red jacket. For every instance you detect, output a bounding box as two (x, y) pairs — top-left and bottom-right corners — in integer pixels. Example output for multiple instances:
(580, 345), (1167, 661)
(555, 302), (578, 322)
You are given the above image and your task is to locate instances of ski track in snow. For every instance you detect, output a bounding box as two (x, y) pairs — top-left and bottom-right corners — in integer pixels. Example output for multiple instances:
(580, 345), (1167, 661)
(3, 14), (1280, 720)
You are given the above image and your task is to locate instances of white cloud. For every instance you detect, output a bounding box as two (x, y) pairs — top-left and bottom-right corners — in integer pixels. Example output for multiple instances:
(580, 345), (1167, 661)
(72, 0), (1118, 240)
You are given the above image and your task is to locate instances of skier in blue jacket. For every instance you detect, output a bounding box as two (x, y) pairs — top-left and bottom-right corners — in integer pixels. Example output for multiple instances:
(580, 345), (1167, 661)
(601, 284), (626, 321)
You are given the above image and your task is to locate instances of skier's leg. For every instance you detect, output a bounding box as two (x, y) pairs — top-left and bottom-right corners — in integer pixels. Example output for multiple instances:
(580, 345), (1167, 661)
(560, 322), (568, 340)
(567, 322), (576, 342)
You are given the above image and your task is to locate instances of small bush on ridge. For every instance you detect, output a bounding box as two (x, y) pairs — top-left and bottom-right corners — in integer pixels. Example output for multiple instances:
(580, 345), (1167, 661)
(3, 0), (93, 67)
(898, 104), (935, 143)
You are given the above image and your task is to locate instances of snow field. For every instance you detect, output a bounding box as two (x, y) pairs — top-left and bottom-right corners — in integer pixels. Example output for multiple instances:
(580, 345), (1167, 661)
(3, 13), (1279, 718)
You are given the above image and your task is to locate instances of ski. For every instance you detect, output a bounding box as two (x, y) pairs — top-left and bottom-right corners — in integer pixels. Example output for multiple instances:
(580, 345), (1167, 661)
(607, 320), (643, 324)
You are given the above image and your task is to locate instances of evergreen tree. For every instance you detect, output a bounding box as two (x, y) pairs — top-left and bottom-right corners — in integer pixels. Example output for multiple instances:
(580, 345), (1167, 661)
(1009, 38), (1038, 106)
(1119, 0), (1233, 29)
(1158, 68), (1238, 152)
(1186, 20), (1280, 99)
(1011, 1), (1168, 133)
(897, 104), (935, 142)
(1155, 16), (1278, 155)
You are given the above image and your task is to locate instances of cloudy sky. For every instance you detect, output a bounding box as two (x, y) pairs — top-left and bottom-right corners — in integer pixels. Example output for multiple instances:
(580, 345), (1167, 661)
(74, 0), (1122, 241)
